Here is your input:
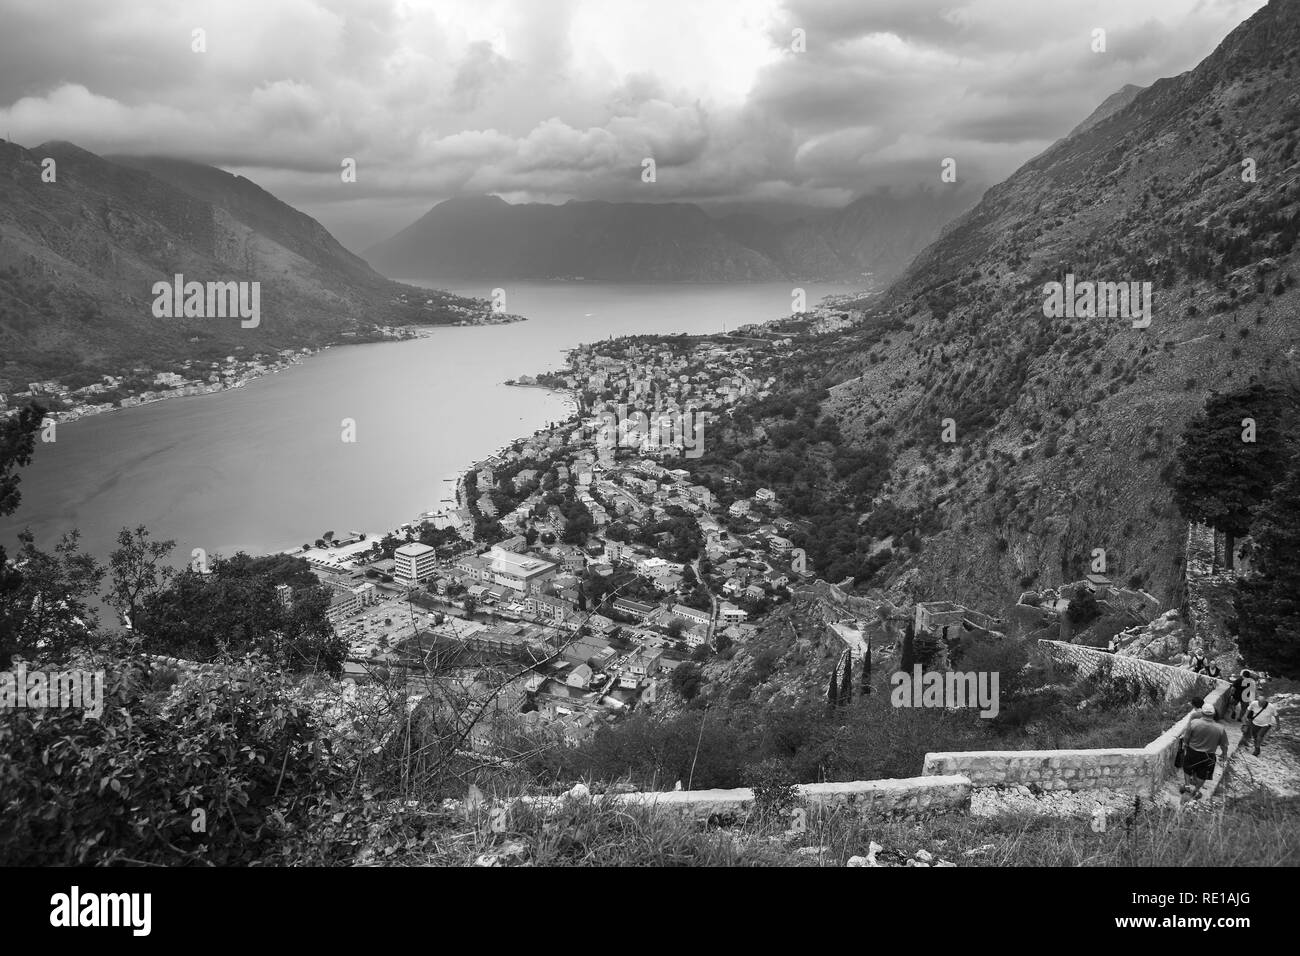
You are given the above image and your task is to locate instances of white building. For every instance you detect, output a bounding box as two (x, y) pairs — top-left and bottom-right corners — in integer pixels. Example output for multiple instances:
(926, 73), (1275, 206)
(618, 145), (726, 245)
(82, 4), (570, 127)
(395, 542), (438, 584)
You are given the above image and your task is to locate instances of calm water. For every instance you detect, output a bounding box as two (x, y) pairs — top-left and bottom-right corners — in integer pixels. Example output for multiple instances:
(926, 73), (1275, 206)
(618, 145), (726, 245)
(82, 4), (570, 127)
(2, 281), (852, 566)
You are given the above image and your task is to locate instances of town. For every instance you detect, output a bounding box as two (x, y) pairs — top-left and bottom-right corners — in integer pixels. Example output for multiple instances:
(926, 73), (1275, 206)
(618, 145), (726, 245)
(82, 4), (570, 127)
(279, 313), (864, 752)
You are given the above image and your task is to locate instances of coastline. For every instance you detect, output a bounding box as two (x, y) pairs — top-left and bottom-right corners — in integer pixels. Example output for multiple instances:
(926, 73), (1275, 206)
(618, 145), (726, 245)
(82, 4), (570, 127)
(25, 317), (525, 428)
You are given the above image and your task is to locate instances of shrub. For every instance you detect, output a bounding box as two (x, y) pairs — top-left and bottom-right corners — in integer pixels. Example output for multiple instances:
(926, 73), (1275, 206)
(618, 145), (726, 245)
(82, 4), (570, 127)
(0, 654), (347, 866)
(743, 758), (800, 820)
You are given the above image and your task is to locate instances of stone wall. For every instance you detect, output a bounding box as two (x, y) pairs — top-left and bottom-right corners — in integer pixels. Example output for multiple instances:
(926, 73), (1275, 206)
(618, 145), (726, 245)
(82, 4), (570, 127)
(922, 648), (1231, 795)
(1037, 639), (1221, 702)
(922, 748), (1158, 793)
(519, 775), (972, 823)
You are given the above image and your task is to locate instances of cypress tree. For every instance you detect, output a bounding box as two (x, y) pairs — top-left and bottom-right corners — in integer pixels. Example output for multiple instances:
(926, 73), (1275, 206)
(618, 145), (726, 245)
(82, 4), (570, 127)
(1172, 384), (1293, 570)
(1237, 453), (1300, 674)
(838, 649), (853, 707)
(860, 637), (872, 695)
(899, 620), (917, 674)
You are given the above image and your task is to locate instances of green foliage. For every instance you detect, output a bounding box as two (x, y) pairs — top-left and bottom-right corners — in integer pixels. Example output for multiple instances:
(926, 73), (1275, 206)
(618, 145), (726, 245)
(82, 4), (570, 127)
(135, 553), (344, 675)
(742, 758), (801, 820)
(1066, 586), (1101, 627)
(1172, 384), (1297, 562)
(1237, 454), (1300, 676)
(670, 662), (705, 702)
(0, 655), (347, 865)
(1, 530), (104, 667)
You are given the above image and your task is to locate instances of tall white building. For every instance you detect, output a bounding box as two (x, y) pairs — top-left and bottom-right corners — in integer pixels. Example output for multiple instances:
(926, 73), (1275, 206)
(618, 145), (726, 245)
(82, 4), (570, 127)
(395, 542), (438, 584)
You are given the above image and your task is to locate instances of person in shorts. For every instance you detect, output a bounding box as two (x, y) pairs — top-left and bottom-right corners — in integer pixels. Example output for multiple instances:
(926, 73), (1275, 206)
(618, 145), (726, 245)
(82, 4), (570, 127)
(1179, 703), (1229, 799)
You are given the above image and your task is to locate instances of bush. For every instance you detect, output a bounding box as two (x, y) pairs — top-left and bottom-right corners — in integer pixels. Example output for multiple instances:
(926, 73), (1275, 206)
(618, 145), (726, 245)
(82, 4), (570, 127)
(0, 654), (347, 865)
(742, 758), (800, 820)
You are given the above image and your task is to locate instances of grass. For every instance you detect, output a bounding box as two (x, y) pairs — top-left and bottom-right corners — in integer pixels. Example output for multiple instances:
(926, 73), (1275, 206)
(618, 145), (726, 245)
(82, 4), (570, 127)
(378, 792), (1300, 867)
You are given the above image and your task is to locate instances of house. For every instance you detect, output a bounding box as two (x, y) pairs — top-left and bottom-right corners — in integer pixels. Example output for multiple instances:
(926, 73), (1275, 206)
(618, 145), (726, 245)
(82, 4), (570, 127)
(627, 648), (663, 681)
(612, 597), (659, 621)
(671, 604), (711, 627)
(527, 592), (572, 624)
(755, 488), (776, 503)
(719, 603), (748, 623)
(768, 536), (794, 556)
(565, 663), (594, 688)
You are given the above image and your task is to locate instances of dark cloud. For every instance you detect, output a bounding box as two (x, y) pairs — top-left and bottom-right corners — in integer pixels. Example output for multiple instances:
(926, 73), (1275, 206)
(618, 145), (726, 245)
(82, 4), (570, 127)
(0, 0), (1268, 251)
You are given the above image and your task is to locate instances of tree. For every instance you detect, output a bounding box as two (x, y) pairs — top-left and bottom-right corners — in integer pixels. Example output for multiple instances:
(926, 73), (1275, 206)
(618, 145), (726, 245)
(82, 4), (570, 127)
(670, 662), (705, 702)
(826, 667), (839, 713)
(859, 639), (872, 695)
(1066, 586), (1101, 627)
(0, 531), (105, 666)
(133, 554), (344, 675)
(899, 620), (916, 673)
(666, 618), (685, 641)
(0, 403), (44, 666)
(837, 650), (853, 708)
(1172, 384), (1295, 570)
(106, 526), (175, 627)
(1236, 454), (1300, 676)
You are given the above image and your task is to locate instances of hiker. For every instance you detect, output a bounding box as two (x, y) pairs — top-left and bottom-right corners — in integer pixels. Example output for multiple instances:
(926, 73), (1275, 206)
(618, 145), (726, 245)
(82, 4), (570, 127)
(1108, 636), (1120, 654)
(1227, 672), (1248, 720)
(1190, 651), (1208, 674)
(1178, 703), (1229, 800)
(1243, 695), (1281, 756)
(1189, 695), (1205, 713)
(1206, 663), (1222, 679)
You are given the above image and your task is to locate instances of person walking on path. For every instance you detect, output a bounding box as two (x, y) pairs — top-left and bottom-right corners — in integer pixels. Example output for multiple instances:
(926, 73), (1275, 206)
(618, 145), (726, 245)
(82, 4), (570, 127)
(1227, 671), (1252, 720)
(1243, 695), (1281, 756)
(1179, 703), (1230, 800)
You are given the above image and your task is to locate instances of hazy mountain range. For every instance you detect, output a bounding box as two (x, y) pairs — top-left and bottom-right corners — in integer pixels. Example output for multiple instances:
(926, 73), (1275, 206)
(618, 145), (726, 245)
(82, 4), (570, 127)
(366, 189), (978, 283)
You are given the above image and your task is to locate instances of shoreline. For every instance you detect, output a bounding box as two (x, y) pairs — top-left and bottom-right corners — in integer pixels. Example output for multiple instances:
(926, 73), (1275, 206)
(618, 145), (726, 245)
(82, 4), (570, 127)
(26, 317), (524, 429)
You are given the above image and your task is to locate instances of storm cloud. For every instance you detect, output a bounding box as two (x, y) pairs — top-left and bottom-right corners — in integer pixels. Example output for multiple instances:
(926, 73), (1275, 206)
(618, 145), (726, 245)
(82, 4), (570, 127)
(0, 0), (1266, 250)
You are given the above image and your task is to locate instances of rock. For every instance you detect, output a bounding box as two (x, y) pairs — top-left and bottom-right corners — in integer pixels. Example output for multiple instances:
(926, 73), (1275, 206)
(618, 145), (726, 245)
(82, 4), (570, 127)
(846, 856), (869, 867)
(914, 848), (934, 862)
(935, 860), (957, 867)
(796, 845), (829, 857)
(473, 841), (527, 867)
(905, 859), (930, 867)
(566, 783), (591, 801)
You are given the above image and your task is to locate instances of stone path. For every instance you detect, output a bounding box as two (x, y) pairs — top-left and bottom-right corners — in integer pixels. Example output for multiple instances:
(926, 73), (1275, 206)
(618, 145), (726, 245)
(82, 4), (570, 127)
(1222, 693), (1300, 800)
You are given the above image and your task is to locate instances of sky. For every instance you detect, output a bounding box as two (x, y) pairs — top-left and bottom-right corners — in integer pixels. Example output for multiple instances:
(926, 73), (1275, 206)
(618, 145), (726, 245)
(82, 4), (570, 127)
(0, 0), (1269, 252)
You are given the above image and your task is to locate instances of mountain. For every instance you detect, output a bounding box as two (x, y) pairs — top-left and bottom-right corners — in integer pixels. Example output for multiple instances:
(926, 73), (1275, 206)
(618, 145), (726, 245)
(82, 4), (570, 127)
(0, 143), (488, 389)
(1065, 84), (1146, 139)
(772, 0), (1300, 611)
(366, 189), (978, 283)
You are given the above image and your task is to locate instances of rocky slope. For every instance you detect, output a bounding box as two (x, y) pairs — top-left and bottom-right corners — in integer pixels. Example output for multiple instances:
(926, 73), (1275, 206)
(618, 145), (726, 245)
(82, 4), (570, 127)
(0, 142), (486, 388)
(819, 0), (1300, 614)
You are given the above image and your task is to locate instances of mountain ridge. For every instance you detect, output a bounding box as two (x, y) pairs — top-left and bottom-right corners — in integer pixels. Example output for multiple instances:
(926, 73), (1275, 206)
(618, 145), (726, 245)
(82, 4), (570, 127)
(366, 189), (979, 283)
